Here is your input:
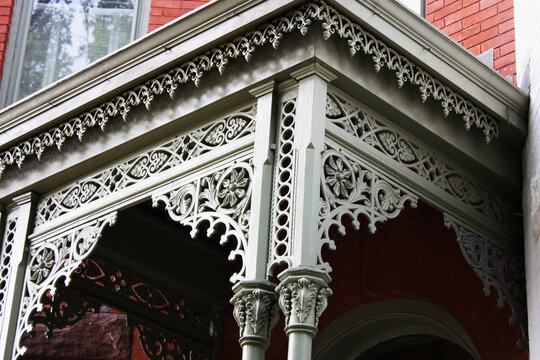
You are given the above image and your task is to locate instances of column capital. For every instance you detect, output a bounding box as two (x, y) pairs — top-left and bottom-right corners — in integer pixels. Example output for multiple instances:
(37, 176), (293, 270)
(231, 280), (279, 349)
(276, 266), (332, 336)
(290, 62), (337, 82)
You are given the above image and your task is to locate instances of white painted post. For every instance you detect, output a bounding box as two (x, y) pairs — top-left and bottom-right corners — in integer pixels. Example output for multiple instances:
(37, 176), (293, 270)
(0, 193), (37, 360)
(230, 81), (279, 360)
(276, 62), (336, 360)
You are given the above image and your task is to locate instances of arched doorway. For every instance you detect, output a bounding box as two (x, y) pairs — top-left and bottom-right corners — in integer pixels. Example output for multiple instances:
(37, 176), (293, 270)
(313, 299), (480, 360)
(356, 334), (475, 360)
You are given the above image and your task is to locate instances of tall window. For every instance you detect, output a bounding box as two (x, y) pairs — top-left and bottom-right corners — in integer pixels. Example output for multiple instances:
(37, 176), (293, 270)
(2, 0), (149, 106)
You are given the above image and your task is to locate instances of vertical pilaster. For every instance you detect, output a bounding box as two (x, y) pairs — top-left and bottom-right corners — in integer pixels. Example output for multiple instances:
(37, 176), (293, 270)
(230, 81), (278, 360)
(290, 63), (336, 266)
(0, 192), (37, 360)
(246, 81), (277, 280)
(276, 62), (336, 360)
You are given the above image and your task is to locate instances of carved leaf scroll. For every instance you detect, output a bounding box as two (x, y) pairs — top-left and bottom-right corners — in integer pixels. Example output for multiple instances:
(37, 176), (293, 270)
(35, 105), (256, 227)
(325, 92), (519, 235)
(152, 160), (253, 283)
(444, 215), (528, 348)
(318, 147), (418, 272)
(13, 212), (117, 359)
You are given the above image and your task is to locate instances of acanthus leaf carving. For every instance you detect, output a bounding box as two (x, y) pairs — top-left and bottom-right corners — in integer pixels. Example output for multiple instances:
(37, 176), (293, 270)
(276, 268), (332, 335)
(152, 160), (253, 283)
(444, 215), (528, 348)
(318, 146), (418, 272)
(231, 282), (278, 348)
(13, 212), (117, 359)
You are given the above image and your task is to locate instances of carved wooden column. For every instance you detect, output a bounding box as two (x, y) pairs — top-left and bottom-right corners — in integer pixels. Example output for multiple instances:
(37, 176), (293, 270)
(275, 63), (336, 360)
(0, 193), (37, 360)
(230, 81), (279, 360)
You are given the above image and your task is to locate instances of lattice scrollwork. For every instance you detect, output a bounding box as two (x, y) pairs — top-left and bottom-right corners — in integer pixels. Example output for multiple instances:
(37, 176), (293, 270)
(13, 212), (117, 359)
(34, 105), (256, 227)
(326, 92), (519, 233)
(152, 160), (253, 283)
(0, 0), (499, 178)
(135, 322), (214, 360)
(318, 147), (418, 272)
(0, 216), (17, 338)
(444, 215), (528, 348)
(268, 98), (297, 275)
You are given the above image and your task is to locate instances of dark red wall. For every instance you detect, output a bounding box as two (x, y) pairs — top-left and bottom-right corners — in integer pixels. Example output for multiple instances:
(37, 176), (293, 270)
(221, 202), (526, 359)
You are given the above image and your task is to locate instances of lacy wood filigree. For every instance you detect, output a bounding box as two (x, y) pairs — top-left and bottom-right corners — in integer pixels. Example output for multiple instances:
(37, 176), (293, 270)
(0, 0), (499, 178)
(444, 215), (527, 348)
(268, 98), (297, 275)
(0, 216), (17, 338)
(13, 213), (117, 359)
(34, 105), (256, 227)
(319, 147), (418, 272)
(326, 92), (518, 234)
(153, 160), (252, 283)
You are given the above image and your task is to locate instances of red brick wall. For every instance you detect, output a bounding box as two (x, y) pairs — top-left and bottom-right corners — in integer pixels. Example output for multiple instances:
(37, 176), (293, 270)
(427, 0), (516, 80)
(220, 202), (527, 359)
(148, 0), (211, 32)
(0, 0), (14, 86)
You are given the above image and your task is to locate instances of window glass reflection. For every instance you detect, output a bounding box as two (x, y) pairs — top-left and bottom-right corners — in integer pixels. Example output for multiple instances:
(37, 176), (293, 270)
(18, 0), (136, 100)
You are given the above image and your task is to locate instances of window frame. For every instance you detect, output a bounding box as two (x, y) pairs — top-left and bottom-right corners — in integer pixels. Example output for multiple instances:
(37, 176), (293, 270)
(0, 0), (150, 108)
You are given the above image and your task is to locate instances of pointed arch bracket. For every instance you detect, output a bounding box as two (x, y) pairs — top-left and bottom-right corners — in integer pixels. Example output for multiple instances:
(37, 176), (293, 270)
(444, 214), (528, 348)
(318, 145), (419, 272)
(152, 158), (253, 283)
(13, 212), (117, 359)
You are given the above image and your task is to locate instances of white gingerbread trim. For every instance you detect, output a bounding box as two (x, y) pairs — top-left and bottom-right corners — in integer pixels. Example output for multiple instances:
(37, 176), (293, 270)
(152, 158), (253, 283)
(325, 91), (518, 234)
(268, 96), (297, 275)
(0, 0), (499, 178)
(444, 214), (527, 348)
(12, 212), (117, 359)
(318, 144), (418, 273)
(34, 105), (256, 228)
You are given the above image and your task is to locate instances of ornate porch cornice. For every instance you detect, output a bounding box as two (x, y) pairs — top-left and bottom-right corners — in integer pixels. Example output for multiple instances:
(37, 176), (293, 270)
(0, 0), (500, 179)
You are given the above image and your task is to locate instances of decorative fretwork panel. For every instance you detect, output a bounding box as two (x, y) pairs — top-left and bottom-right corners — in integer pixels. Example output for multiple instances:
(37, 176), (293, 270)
(153, 159), (253, 283)
(268, 98), (297, 275)
(0, 216), (18, 338)
(35, 105), (256, 227)
(444, 215), (528, 348)
(13, 213), (117, 359)
(0, 0), (500, 178)
(318, 145), (418, 272)
(326, 92), (518, 233)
